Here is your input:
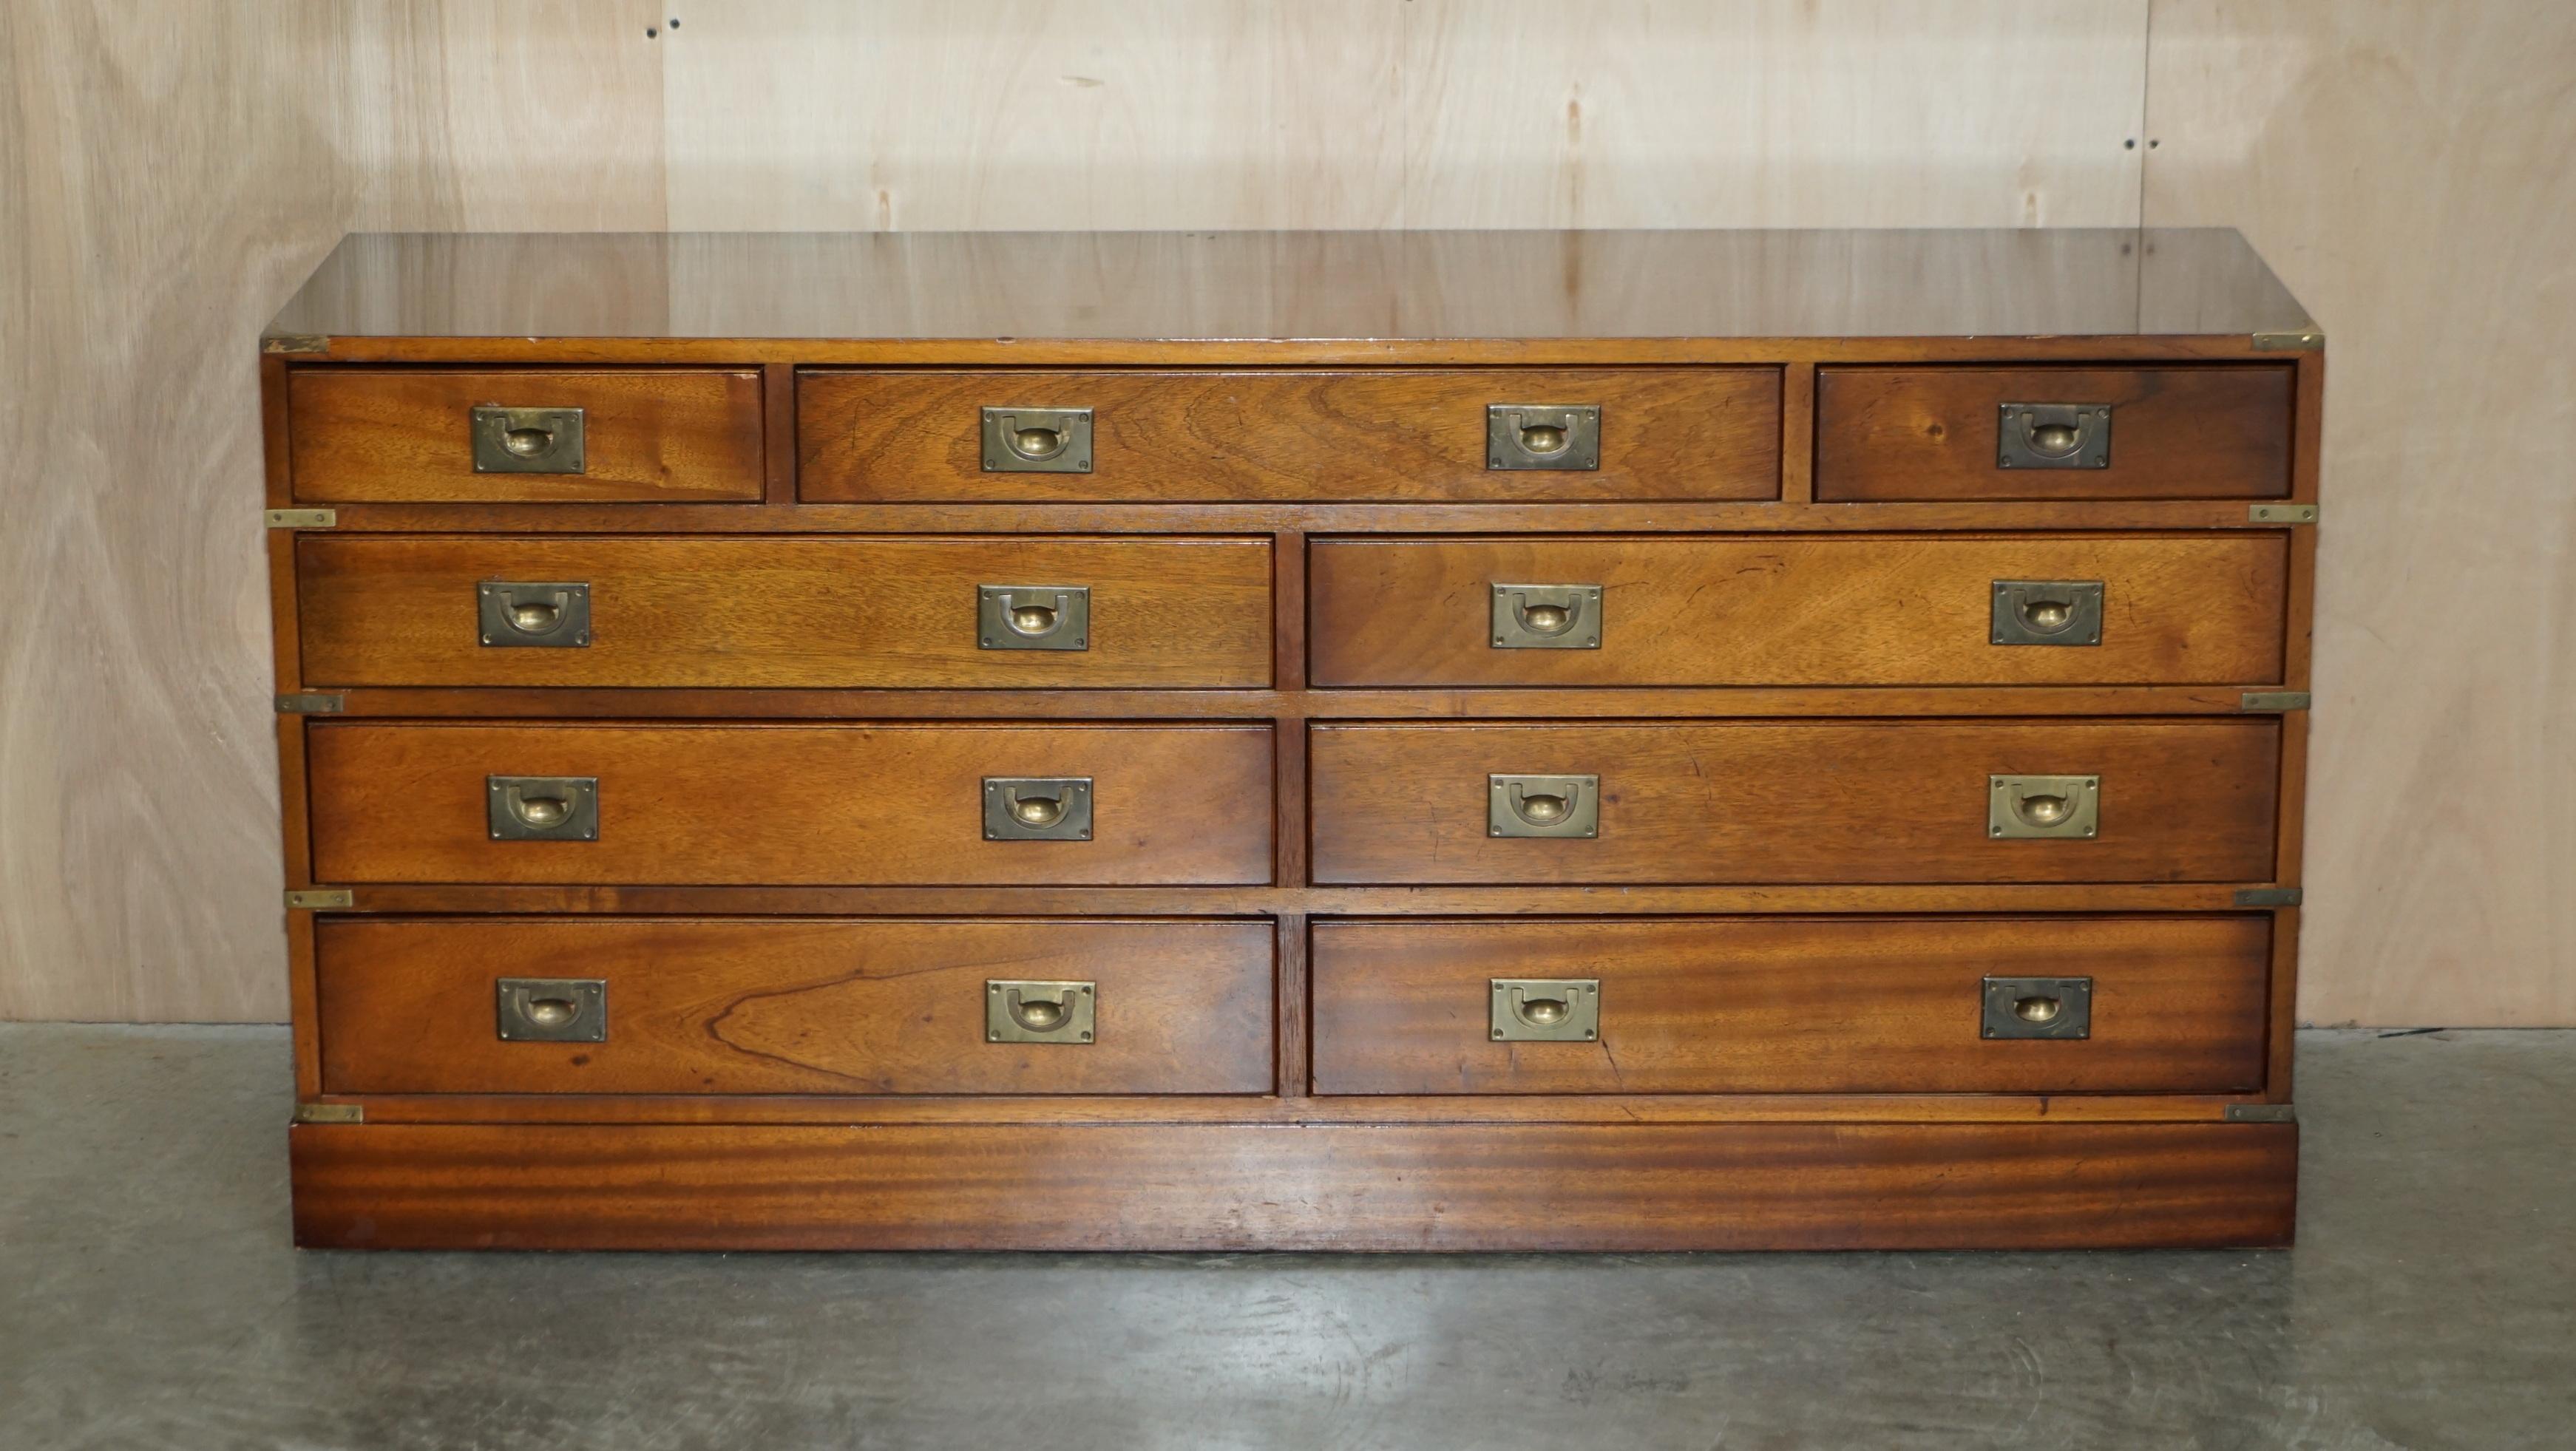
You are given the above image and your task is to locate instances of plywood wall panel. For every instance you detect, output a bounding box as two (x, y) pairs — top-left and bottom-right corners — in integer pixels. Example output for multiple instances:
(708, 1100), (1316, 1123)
(1399, 0), (2149, 228)
(2143, 1), (2576, 1026)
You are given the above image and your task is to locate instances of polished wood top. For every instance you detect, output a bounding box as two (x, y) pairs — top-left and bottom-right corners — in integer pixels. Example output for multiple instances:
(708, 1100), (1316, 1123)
(266, 228), (2314, 343)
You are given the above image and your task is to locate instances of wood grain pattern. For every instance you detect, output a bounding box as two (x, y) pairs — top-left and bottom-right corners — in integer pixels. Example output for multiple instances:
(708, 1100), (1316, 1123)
(297, 534), (1274, 688)
(306, 722), (1274, 886)
(290, 1119), (2298, 1251)
(1309, 720), (2280, 886)
(1309, 915), (2271, 1095)
(317, 917), (1274, 1095)
(1815, 366), (2295, 501)
(1309, 534), (2288, 686)
(290, 369), (765, 503)
(796, 369), (1782, 503)
(2144, 0), (2576, 1026)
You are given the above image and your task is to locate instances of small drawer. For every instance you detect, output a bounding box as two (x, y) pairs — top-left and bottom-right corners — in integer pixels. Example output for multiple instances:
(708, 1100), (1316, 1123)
(316, 917), (1274, 1095)
(796, 368), (1780, 503)
(288, 368), (765, 503)
(298, 534), (1272, 688)
(1310, 533), (2287, 687)
(1307, 719), (2277, 886)
(1814, 365), (2293, 501)
(1309, 915), (2269, 1095)
(308, 722), (1273, 886)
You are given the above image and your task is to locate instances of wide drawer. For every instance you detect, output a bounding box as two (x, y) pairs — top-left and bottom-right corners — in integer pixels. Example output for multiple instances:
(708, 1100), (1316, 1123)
(289, 368), (766, 503)
(306, 722), (1273, 885)
(1309, 533), (2287, 686)
(1308, 719), (2278, 885)
(316, 917), (1274, 1095)
(1311, 915), (2270, 1095)
(297, 534), (1273, 688)
(796, 368), (1781, 503)
(1814, 365), (2294, 500)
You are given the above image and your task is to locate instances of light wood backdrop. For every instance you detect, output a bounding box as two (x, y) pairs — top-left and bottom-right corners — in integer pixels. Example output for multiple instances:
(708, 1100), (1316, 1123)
(1, 1), (2566, 1024)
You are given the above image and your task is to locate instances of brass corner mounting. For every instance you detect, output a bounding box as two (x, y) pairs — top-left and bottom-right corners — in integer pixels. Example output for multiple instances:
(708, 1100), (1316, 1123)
(262, 333), (330, 355)
(285, 888), (353, 910)
(265, 509), (337, 529)
(2249, 330), (2324, 351)
(293, 1102), (363, 1124)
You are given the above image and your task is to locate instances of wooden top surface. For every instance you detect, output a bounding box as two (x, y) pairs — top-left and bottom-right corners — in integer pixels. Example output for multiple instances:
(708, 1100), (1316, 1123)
(265, 228), (2314, 344)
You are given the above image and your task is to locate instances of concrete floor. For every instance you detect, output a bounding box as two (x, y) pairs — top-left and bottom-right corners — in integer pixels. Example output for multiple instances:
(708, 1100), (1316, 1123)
(1, 1030), (2569, 1451)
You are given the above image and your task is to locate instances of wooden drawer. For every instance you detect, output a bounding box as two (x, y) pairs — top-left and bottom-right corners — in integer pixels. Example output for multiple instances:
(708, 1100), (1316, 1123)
(307, 722), (1272, 886)
(796, 368), (1780, 503)
(1814, 366), (2294, 500)
(1311, 915), (2270, 1095)
(298, 534), (1272, 688)
(289, 368), (765, 503)
(1308, 719), (2277, 885)
(316, 917), (1273, 1095)
(1310, 533), (2287, 687)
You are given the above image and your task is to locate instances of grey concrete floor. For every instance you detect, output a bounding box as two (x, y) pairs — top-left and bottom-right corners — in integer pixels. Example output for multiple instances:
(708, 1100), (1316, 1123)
(1, 1029), (2570, 1451)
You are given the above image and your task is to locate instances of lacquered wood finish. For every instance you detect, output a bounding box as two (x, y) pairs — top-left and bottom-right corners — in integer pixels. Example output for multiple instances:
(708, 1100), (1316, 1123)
(261, 228), (2319, 1252)
(1309, 916), (2271, 1095)
(797, 368), (1782, 503)
(289, 1120), (2297, 1251)
(1309, 720), (2280, 886)
(1814, 366), (2294, 501)
(317, 917), (1274, 1095)
(305, 722), (1274, 886)
(297, 534), (1273, 688)
(288, 369), (766, 503)
(1309, 534), (2288, 687)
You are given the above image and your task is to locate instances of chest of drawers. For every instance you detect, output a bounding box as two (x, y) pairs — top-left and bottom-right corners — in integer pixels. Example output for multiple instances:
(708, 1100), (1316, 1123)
(265, 229), (2319, 1251)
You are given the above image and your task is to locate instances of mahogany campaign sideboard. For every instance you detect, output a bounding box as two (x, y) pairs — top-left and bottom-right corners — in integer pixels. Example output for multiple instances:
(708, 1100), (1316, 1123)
(263, 229), (2319, 1250)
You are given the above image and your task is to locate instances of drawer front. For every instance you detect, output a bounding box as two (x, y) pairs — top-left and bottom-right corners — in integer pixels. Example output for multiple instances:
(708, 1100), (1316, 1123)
(317, 917), (1274, 1095)
(289, 369), (765, 503)
(299, 535), (1273, 688)
(308, 722), (1272, 885)
(1311, 915), (2270, 1095)
(1815, 366), (2294, 501)
(1310, 534), (2286, 686)
(797, 368), (1781, 503)
(1309, 720), (2277, 885)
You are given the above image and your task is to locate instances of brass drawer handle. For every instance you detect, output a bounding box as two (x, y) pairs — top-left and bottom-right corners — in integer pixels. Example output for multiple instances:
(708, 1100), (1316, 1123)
(987, 979), (1095, 1044)
(1488, 774), (1600, 837)
(478, 581), (592, 648)
(1987, 774), (2098, 838)
(1491, 584), (1602, 649)
(983, 776), (1094, 840)
(496, 977), (606, 1041)
(1996, 403), (2111, 469)
(1981, 976), (2093, 1039)
(1990, 580), (2103, 645)
(1490, 978), (1600, 1041)
(1487, 404), (1601, 471)
(977, 585), (1091, 650)
(470, 406), (586, 474)
(487, 775), (600, 841)
(981, 407), (1094, 472)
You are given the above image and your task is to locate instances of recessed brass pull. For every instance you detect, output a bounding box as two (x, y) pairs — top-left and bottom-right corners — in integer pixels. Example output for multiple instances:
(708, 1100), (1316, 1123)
(471, 406), (586, 474)
(1987, 775), (2099, 839)
(1486, 404), (1601, 470)
(495, 977), (606, 1042)
(987, 979), (1096, 1044)
(1491, 584), (1603, 649)
(478, 582), (592, 648)
(1981, 976), (2092, 1039)
(1990, 580), (2103, 646)
(977, 584), (1091, 650)
(983, 776), (1094, 840)
(487, 775), (600, 841)
(1996, 403), (2111, 470)
(981, 407), (1094, 472)
(1488, 774), (1601, 837)
(1490, 978), (1601, 1041)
